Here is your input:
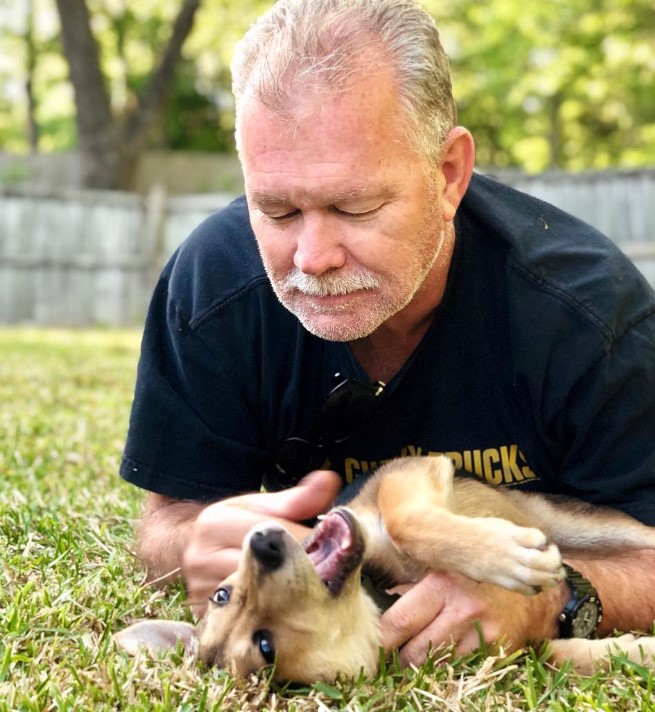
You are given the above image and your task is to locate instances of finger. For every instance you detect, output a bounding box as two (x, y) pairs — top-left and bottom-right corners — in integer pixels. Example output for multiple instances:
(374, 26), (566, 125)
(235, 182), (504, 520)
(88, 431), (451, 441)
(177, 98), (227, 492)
(380, 575), (447, 654)
(454, 628), (488, 657)
(194, 502), (279, 548)
(230, 469), (343, 521)
(201, 499), (317, 548)
(399, 636), (454, 668)
(398, 623), (483, 668)
(183, 545), (242, 587)
(395, 615), (453, 668)
(184, 547), (242, 617)
(397, 608), (466, 668)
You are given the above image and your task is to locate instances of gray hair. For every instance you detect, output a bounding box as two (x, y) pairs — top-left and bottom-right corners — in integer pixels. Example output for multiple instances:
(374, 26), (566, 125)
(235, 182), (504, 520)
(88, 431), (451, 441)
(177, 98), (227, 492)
(231, 0), (456, 161)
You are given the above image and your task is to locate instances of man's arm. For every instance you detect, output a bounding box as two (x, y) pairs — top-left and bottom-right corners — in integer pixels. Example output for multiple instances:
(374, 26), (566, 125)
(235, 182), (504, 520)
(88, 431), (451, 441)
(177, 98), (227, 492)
(570, 549), (655, 635)
(136, 493), (206, 583)
(381, 549), (655, 667)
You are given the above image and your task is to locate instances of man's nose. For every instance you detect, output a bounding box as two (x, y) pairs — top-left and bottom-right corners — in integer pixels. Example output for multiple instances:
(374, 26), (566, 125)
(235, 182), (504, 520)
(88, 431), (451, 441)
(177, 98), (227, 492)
(293, 215), (346, 275)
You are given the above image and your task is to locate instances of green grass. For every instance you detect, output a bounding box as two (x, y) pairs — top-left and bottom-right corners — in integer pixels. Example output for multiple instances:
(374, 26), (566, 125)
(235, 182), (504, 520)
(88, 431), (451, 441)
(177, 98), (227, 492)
(1, 328), (654, 710)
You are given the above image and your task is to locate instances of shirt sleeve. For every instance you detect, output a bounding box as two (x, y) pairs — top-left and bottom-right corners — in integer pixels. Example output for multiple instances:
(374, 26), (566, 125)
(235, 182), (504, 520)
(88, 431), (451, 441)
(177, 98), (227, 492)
(119, 271), (270, 501)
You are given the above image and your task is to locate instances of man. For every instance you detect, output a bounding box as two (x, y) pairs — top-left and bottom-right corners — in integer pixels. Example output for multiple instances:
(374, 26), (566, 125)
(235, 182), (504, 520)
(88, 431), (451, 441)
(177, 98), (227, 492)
(121, 0), (655, 667)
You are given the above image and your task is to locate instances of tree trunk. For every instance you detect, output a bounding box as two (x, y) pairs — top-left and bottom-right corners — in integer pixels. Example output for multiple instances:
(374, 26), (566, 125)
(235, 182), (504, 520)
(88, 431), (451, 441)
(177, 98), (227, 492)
(54, 0), (201, 190)
(54, 0), (119, 188)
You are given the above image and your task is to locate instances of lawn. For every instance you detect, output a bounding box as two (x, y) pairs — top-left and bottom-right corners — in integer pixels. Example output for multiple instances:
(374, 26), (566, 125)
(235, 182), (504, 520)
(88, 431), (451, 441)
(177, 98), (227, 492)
(1, 328), (654, 710)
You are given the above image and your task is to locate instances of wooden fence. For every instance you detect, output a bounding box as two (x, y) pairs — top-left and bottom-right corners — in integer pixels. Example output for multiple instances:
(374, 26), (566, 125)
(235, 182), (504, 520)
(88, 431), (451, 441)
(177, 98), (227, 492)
(0, 169), (654, 326)
(0, 185), (232, 325)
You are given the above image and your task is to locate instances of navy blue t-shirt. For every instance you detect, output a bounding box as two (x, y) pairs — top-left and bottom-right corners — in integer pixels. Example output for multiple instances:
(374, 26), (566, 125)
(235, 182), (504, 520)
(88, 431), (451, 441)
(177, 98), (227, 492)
(120, 174), (655, 524)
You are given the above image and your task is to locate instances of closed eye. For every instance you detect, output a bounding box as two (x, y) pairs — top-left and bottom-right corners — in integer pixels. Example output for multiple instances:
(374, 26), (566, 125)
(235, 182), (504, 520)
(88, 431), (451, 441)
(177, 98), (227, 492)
(262, 204), (384, 223)
(332, 205), (382, 219)
(265, 209), (301, 222)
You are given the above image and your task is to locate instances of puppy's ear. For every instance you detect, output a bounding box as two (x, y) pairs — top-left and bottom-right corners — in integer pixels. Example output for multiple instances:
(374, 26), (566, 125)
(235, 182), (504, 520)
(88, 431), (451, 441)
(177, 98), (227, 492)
(113, 620), (196, 656)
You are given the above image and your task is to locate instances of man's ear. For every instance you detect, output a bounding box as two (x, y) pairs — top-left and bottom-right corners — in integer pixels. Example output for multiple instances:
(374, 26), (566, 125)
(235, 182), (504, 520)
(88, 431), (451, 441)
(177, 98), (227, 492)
(113, 620), (196, 656)
(439, 127), (475, 222)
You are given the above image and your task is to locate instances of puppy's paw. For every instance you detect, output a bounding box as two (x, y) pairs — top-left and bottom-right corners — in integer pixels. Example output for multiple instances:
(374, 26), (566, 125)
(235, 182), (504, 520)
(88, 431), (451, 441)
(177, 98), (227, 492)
(472, 520), (565, 594)
(513, 541), (565, 594)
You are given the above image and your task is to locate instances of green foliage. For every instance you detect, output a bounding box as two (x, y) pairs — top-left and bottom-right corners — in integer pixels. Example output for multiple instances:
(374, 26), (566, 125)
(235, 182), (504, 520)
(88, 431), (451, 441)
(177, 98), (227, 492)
(89, 0), (236, 151)
(0, 0), (74, 152)
(2, 327), (655, 709)
(161, 59), (234, 152)
(433, 0), (655, 171)
(3, 0), (654, 171)
(0, 0), (265, 156)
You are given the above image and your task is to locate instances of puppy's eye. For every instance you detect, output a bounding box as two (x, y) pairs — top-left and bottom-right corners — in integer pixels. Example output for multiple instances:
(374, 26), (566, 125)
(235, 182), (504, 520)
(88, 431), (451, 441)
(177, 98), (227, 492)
(253, 629), (275, 664)
(209, 586), (231, 606)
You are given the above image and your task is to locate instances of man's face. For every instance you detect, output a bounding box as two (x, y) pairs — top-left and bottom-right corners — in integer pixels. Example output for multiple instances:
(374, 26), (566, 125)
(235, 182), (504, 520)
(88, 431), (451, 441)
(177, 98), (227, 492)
(238, 69), (449, 342)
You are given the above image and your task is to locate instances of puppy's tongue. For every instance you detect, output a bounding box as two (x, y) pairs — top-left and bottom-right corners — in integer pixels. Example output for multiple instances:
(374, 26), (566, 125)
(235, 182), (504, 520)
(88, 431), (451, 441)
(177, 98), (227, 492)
(303, 511), (358, 594)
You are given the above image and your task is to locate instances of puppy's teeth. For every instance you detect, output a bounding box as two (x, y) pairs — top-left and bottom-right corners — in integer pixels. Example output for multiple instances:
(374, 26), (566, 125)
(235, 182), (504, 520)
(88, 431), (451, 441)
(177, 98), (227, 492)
(316, 515), (327, 521)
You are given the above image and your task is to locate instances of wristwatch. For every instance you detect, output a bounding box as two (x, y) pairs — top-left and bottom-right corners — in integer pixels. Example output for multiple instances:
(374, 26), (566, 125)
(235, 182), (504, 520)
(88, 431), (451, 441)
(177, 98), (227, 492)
(558, 564), (603, 639)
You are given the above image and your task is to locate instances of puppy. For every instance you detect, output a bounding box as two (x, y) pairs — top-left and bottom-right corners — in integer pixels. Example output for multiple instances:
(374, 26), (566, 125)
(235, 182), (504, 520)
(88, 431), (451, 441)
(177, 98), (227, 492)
(115, 455), (655, 681)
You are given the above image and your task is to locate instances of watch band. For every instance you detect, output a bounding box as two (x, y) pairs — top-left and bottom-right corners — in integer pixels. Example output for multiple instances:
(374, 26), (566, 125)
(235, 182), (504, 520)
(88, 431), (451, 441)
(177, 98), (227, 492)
(558, 564), (603, 639)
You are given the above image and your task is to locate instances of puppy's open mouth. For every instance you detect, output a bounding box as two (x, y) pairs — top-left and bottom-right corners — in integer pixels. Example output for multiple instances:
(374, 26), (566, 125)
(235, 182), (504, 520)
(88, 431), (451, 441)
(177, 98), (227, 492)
(302, 509), (365, 595)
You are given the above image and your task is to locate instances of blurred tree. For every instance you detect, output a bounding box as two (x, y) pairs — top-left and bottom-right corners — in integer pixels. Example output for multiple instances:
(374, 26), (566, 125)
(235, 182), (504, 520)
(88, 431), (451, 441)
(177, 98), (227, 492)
(0, 0), (64, 154)
(53, 0), (201, 189)
(161, 59), (232, 152)
(432, 0), (655, 171)
(1, 0), (654, 181)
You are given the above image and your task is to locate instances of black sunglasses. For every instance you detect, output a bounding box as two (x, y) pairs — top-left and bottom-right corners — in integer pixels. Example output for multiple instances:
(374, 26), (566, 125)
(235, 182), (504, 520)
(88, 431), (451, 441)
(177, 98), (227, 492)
(263, 373), (385, 491)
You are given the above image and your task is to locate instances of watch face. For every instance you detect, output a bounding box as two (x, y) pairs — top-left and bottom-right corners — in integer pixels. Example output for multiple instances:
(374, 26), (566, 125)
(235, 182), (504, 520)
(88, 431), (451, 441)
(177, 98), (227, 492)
(572, 599), (601, 638)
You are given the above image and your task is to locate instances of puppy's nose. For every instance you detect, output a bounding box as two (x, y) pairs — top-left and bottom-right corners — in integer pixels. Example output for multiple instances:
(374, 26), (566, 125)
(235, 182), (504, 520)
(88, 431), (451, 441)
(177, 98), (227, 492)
(250, 529), (286, 570)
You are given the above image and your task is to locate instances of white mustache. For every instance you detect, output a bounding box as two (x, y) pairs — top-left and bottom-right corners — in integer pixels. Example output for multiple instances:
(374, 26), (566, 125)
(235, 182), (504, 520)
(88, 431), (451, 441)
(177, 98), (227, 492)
(282, 269), (380, 297)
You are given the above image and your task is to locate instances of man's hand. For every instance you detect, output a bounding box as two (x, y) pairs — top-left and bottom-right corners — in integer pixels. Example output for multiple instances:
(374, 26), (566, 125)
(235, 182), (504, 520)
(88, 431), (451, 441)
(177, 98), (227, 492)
(380, 571), (568, 667)
(182, 469), (342, 616)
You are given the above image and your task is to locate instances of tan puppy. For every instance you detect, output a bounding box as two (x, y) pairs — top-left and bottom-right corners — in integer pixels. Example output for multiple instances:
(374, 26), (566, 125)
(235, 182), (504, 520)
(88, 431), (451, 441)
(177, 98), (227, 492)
(115, 455), (655, 681)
